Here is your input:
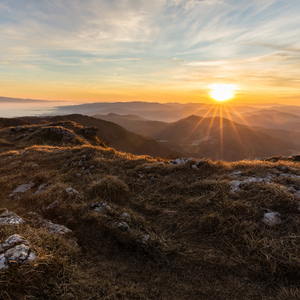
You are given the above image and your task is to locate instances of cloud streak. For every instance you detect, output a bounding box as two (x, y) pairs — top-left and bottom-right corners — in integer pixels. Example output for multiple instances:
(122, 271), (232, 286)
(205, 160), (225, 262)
(0, 0), (300, 103)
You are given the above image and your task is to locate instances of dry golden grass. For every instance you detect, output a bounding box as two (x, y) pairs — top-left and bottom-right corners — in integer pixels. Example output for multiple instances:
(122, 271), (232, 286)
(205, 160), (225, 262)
(0, 123), (300, 299)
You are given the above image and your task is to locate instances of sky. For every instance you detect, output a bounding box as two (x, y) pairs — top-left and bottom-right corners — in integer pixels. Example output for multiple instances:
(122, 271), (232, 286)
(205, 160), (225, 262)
(1, 0), (300, 104)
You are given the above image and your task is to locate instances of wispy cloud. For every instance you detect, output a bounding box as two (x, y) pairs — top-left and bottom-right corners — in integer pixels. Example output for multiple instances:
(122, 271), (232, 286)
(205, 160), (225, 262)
(0, 0), (300, 103)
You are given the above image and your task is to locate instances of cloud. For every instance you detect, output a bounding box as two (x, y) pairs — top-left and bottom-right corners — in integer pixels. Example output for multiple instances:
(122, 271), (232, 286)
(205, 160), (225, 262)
(0, 0), (300, 102)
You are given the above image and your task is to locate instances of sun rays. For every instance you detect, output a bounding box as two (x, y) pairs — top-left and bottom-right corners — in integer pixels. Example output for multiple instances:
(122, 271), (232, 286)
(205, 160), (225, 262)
(184, 97), (259, 160)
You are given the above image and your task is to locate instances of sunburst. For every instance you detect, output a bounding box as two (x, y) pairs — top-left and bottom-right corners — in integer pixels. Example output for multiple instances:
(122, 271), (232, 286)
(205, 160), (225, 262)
(209, 84), (236, 102)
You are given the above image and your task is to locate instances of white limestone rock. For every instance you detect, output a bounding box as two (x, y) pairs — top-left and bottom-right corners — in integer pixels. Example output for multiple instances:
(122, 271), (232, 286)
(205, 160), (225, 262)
(43, 220), (72, 235)
(262, 212), (282, 227)
(138, 234), (151, 245)
(65, 188), (79, 196)
(9, 182), (35, 197)
(28, 212), (72, 235)
(0, 234), (37, 270)
(91, 202), (111, 212)
(169, 158), (193, 165)
(120, 212), (131, 221)
(116, 222), (130, 231)
(0, 210), (25, 226)
(230, 175), (274, 194)
(35, 183), (48, 194)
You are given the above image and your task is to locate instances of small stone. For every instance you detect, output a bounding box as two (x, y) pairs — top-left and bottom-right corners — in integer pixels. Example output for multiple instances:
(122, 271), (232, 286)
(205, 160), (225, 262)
(45, 201), (59, 211)
(0, 254), (7, 270)
(229, 171), (242, 178)
(169, 158), (192, 165)
(65, 188), (79, 196)
(117, 222), (130, 231)
(76, 173), (82, 177)
(138, 234), (150, 245)
(91, 202), (111, 212)
(35, 183), (47, 194)
(120, 212), (131, 221)
(262, 212), (282, 226)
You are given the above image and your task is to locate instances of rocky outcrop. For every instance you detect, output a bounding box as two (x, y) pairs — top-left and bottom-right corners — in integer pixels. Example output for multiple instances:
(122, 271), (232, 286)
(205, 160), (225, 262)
(0, 234), (37, 271)
(0, 210), (25, 225)
(9, 182), (35, 198)
(46, 126), (77, 143)
(28, 212), (72, 235)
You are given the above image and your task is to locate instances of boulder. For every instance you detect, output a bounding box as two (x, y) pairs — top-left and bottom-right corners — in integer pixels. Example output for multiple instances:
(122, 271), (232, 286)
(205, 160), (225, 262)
(0, 234), (37, 271)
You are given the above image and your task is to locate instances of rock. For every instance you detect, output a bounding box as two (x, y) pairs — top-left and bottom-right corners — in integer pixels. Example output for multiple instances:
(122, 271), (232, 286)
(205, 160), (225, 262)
(45, 201), (59, 211)
(35, 183), (48, 194)
(28, 212), (72, 235)
(43, 220), (72, 235)
(0, 234), (37, 270)
(9, 182), (35, 197)
(262, 212), (282, 226)
(76, 173), (82, 177)
(90, 202), (111, 212)
(48, 126), (76, 143)
(169, 158), (193, 165)
(120, 212), (131, 221)
(229, 171), (242, 178)
(230, 175), (274, 193)
(116, 222), (130, 231)
(83, 127), (98, 136)
(65, 188), (79, 196)
(138, 234), (150, 245)
(0, 210), (25, 226)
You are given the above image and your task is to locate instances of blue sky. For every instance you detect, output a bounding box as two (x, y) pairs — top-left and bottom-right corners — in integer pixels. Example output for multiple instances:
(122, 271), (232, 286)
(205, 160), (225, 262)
(0, 0), (300, 103)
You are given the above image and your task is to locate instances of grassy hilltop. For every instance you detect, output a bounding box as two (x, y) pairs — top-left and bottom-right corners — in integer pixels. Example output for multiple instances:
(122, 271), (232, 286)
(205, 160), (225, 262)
(0, 121), (300, 299)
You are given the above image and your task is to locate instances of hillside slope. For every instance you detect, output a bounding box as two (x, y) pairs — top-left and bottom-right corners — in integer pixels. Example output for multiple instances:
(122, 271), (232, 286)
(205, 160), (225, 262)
(94, 114), (300, 161)
(0, 115), (182, 158)
(0, 123), (300, 299)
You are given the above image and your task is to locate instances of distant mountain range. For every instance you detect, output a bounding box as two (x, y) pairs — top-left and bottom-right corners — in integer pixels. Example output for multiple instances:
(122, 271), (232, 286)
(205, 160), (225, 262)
(94, 113), (300, 161)
(1, 100), (300, 161)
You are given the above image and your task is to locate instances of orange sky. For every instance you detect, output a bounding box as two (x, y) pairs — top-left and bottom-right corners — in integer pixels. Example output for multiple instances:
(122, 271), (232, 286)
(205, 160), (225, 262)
(1, 0), (300, 105)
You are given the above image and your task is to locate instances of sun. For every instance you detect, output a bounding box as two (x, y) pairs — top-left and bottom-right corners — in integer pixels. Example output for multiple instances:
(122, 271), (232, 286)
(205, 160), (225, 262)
(209, 84), (236, 102)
